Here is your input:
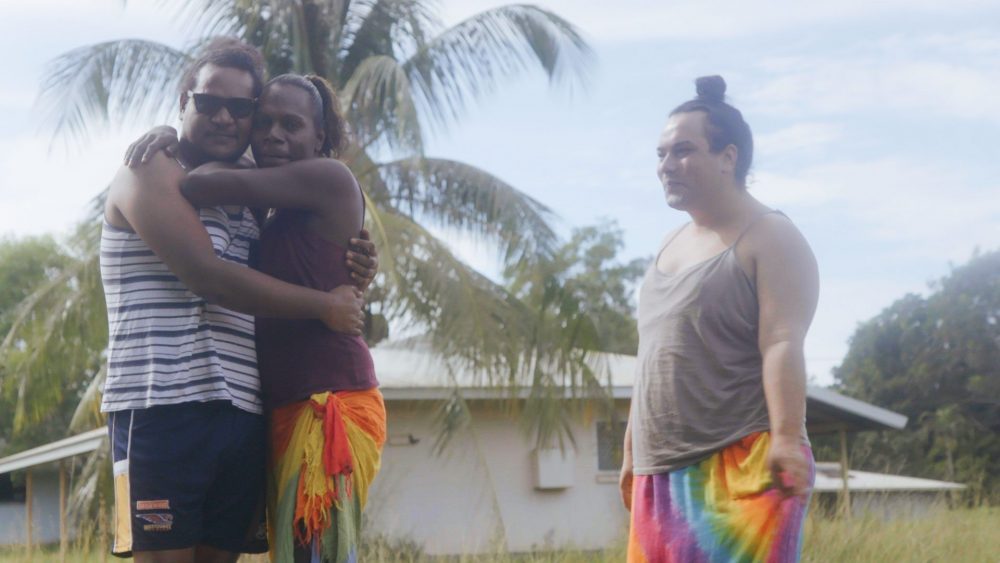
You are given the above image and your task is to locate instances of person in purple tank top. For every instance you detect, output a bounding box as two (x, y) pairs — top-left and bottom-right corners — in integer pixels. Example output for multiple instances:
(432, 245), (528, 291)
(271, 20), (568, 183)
(132, 74), (385, 563)
(621, 76), (820, 563)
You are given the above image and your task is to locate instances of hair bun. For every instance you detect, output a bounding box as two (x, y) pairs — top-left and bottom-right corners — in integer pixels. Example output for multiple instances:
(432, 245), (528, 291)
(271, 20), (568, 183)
(695, 75), (726, 103)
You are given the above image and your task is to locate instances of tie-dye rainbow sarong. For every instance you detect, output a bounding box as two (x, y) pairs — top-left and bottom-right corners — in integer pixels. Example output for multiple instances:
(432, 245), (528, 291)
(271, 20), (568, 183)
(268, 388), (386, 563)
(628, 432), (814, 563)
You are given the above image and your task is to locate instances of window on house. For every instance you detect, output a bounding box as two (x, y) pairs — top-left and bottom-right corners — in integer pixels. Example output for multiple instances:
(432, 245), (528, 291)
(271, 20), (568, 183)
(596, 420), (627, 471)
(0, 473), (25, 503)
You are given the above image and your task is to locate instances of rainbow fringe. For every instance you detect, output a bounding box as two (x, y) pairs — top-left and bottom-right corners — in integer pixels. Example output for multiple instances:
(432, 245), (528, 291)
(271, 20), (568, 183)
(628, 432), (814, 563)
(268, 389), (386, 563)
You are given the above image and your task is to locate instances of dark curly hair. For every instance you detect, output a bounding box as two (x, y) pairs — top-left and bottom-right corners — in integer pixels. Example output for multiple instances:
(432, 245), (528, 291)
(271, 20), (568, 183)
(266, 74), (348, 157)
(179, 38), (266, 98)
(670, 75), (754, 186)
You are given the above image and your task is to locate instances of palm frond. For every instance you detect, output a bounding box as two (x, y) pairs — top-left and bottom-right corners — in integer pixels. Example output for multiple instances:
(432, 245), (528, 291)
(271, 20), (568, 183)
(367, 208), (529, 378)
(432, 388), (472, 455)
(0, 224), (106, 433)
(339, 0), (440, 83)
(403, 4), (593, 128)
(378, 157), (558, 265)
(342, 143), (393, 205)
(66, 445), (112, 547)
(38, 40), (191, 147)
(69, 364), (106, 433)
(151, 0), (242, 37)
(341, 55), (425, 153)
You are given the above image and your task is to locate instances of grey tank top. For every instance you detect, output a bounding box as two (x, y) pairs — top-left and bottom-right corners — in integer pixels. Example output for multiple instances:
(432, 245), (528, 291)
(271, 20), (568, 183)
(631, 212), (799, 474)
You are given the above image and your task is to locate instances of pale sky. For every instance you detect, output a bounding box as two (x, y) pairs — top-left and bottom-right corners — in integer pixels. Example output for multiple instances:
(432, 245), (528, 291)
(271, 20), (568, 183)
(1, 0), (998, 386)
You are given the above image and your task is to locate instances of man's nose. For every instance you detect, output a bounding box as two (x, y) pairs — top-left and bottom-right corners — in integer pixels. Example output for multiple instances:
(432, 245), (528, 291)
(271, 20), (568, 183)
(264, 123), (284, 142)
(657, 157), (670, 177)
(211, 107), (235, 125)
(659, 154), (678, 175)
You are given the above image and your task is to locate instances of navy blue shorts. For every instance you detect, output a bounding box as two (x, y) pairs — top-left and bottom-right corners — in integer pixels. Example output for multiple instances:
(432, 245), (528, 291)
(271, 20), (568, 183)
(107, 401), (268, 557)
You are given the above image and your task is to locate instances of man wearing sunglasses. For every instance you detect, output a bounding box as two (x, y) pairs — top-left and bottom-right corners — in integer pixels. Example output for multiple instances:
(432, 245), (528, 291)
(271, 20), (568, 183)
(100, 39), (376, 563)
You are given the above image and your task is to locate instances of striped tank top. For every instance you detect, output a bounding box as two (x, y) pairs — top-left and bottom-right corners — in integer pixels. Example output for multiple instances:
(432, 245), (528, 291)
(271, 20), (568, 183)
(99, 205), (263, 414)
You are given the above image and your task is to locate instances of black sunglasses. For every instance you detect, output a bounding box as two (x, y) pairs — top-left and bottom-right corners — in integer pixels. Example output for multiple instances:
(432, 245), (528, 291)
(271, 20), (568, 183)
(187, 91), (256, 119)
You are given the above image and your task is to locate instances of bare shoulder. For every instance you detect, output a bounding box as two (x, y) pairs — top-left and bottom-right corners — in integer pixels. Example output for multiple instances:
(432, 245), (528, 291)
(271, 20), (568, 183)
(307, 158), (360, 195)
(107, 154), (187, 228)
(743, 212), (812, 257)
(115, 152), (186, 190)
(657, 223), (688, 249)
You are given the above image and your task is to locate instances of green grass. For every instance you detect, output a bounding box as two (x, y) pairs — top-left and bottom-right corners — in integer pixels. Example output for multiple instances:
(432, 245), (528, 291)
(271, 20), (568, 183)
(800, 506), (999, 563)
(3, 507), (996, 562)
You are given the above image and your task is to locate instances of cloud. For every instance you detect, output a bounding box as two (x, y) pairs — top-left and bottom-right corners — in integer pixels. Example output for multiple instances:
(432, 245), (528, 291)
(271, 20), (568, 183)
(747, 32), (1000, 122)
(0, 130), (148, 238)
(441, 0), (996, 41)
(755, 122), (845, 159)
(755, 157), (1000, 261)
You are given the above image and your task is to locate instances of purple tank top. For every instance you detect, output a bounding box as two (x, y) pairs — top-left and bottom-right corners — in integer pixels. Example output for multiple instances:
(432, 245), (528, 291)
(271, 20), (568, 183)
(255, 210), (378, 410)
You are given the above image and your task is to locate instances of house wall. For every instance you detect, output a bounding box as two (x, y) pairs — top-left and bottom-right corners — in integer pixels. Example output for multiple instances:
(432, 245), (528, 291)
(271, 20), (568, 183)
(365, 400), (630, 554)
(0, 468), (62, 546)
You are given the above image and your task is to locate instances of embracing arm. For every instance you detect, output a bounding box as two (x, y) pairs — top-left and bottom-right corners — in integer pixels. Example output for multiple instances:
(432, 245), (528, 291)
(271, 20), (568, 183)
(181, 158), (378, 286)
(753, 216), (819, 496)
(109, 153), (363, 333)
(181, 159), (360, 224)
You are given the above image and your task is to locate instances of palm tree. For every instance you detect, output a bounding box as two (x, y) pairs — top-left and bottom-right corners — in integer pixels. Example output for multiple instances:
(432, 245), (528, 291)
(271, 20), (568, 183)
(5, 1), (600, 446)
(2, 2), (605, 537)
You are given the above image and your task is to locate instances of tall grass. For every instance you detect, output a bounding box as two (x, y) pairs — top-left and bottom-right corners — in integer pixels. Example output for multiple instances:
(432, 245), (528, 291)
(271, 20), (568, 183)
(3, 507), (996, 562)
(801, 506), (998, 562)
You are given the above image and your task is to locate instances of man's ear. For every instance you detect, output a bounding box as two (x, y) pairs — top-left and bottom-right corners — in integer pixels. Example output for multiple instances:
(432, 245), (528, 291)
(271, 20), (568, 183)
(179, 92), (189, 120)
(720, 144), (738, 176)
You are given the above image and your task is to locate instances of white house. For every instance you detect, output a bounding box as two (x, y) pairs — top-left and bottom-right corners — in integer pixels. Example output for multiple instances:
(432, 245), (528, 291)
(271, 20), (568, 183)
(811, 462), (965, 520)
(0, 342), (963, 555)
(362, 342), (924, 555)
(0, 428), (105, 554)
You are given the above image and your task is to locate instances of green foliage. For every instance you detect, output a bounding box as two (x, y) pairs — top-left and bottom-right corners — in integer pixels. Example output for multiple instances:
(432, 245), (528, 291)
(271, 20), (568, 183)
(0, 227), (107, 454)
(23, 0), (595, 449)
(505, 220), (645, 356)
(831, 249), (1000, 503)
(3, 5), (600, 532)
(501, 220), (646, 448)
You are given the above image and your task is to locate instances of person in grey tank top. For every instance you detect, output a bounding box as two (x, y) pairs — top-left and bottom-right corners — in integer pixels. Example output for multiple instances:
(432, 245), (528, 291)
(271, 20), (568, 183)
(622, 76), (819, 563)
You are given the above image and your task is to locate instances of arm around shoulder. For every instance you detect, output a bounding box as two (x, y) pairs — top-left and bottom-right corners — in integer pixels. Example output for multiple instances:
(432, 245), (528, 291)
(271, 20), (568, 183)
(110, 153), (358, 327)
(180, 157), (361, 218)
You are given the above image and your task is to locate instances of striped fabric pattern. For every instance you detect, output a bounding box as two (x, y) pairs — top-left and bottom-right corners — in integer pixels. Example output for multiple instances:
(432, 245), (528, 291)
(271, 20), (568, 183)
(99, 206), (263, 414)
(628, 432), (814, 563)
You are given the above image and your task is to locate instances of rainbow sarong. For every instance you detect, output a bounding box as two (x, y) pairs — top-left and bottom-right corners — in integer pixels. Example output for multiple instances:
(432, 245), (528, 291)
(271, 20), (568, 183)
(268, 388), (386, 563)
(628, 432), (814, 563)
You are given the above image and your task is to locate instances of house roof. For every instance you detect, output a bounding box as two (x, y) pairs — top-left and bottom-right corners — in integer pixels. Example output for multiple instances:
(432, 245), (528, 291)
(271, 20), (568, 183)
(802, 386), (907, 433)
(0, 428), (106, 475)
(813, 462), (965, 492)
(371, 343), (908, 434)
(0, 344), (908, 474)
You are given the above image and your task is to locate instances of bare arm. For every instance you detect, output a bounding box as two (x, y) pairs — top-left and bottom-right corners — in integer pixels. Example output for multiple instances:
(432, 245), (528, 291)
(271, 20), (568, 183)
(619, 414), (634, 511)
(107, 153), (364, 334)
(181, 158), (363, 245)
(751, 215), (819, 496)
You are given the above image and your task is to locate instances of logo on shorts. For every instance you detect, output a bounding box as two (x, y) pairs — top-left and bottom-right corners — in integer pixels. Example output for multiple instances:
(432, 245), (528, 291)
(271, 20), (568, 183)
(136, 499), (170, 510)
(137, 513), (173, 532)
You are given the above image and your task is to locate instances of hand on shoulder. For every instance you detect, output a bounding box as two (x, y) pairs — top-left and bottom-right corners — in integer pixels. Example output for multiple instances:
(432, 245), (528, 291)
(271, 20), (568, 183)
(118, 151), (186, 187)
